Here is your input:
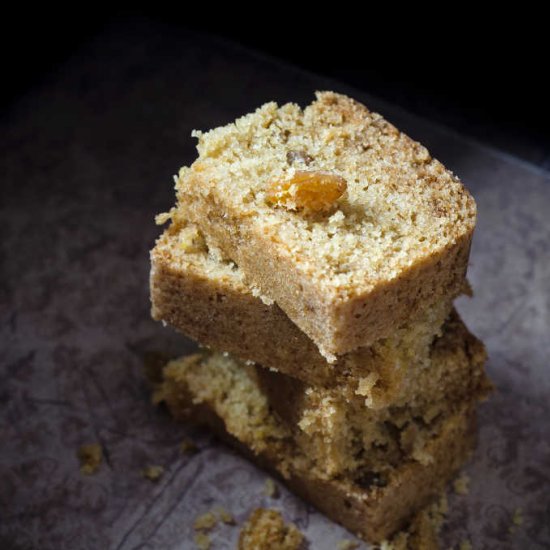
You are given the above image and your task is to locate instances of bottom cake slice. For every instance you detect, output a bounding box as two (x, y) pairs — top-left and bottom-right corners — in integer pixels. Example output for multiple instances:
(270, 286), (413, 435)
(153, 352), (480, 543)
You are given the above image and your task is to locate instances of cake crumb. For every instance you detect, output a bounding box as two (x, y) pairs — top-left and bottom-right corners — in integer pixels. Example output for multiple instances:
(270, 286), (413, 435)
(264, 478), (280, 498)
(77, 443), (102, 475)
(512, 507), (523, 526)
(338, 540), (360, 549)
(238, 508), (303, 549)
(180, 438), (199, 455)
(250, 286), (275, 306)
(509, 507), (523, 534)
(458, 541), (472, 550)
(453, 473), (470, 495)
(155, 210), (173, 225)
(194, 511), (218, 532)
(141, 465), (164, 481)
(213, 506), (236, 525)
(194, 532), (211, 550)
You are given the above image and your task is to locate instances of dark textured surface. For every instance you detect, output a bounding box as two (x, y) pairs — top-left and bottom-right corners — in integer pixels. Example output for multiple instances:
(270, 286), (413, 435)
(1, 19), (549, 549)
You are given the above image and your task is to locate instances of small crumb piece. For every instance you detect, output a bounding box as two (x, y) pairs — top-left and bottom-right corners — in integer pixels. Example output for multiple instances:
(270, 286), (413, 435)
(267, 170), (347, 213)
(250, 286), (275, 306)
(264, 478), (279, 498)
(141, 465), (164, 482)
(214, 506), (236, 525)
(194, 532), (211, 550)
(177, 225), (208, 254)
(512, 507), (523, 526)
(155, 210), (173, 225)
(180, 438), (199, 455)
(355, 372), (379, 398)
(77, 443), (102, 475)
(509, 507), (524, 534)
(286, 150), (313, 166)
(453, 473), (470, 495)
(238, 508), (303, 550)
(458, 541), (472, 550)
(194, 512), (218, 532)
(338, 540), (360, 549)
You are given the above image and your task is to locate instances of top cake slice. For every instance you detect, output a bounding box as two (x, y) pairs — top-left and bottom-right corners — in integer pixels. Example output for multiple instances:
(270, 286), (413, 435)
(171, 91), (476, 358)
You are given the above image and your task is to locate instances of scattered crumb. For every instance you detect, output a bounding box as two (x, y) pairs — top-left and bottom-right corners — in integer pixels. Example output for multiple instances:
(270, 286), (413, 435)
(264, 478), (280, 498)
(77, 443), (102, 475)
(380, 494), (448, 550)
(194, 511), (218, 532)
(453, 473), (470, 495)
(238, 508), (303, 550)
(193, 506), (236, 542)
(180, 438), (199, 455)
(141, 465), (164, 482)
(509, 507), (523, 534)
(338, 540), (360, 549)
(512, 507), (523, 526)
(194, 532), (211, 550)
(213, 506), (236, 525)
(458, 541), (472, 550)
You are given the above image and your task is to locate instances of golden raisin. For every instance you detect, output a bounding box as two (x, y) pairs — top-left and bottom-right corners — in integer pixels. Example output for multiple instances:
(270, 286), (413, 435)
(267, 170), (347, 213)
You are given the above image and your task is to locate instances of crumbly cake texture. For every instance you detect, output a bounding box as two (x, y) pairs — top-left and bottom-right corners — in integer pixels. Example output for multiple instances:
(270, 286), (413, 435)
(254, 311), (490, 478)
(154, 352), (477, 542)
(165, 91), (476, 357)
(238, 508), (304, 550)
(151, 222), (459, 408)
(155, 327), (488, 481)
(380, 494), (448, 550)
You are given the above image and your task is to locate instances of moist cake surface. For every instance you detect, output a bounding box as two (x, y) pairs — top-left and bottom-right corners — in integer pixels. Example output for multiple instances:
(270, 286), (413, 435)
(151, 223), (478, 409)
(165, 91), (476, 357)
(154, 351), (478, 542)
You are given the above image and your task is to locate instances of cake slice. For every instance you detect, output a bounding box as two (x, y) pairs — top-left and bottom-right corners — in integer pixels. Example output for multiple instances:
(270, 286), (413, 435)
(254, 318), (490, 479)
(151, 222), (475, 409)
(164, 91), (476, 358)
(153, 351), (479, 543)
(153, 309), (490, 481)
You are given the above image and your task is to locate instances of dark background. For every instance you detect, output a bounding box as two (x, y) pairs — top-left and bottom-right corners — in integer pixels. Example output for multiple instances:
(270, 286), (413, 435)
(3, 8), (548, 168)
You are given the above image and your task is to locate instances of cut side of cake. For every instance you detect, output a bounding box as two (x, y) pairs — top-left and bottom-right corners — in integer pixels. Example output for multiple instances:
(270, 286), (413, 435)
(254, 321), (490, 479)
(153, 351), (479, 543)
(165, 91), (477, 358)
(151, 222), (478, 409)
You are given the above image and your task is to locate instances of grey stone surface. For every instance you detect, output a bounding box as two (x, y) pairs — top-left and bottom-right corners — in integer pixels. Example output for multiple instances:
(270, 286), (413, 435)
(1, 19), (549, 549)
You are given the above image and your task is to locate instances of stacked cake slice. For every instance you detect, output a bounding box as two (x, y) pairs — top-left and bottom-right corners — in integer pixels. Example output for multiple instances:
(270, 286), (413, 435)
(150, 92), (491, 544)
